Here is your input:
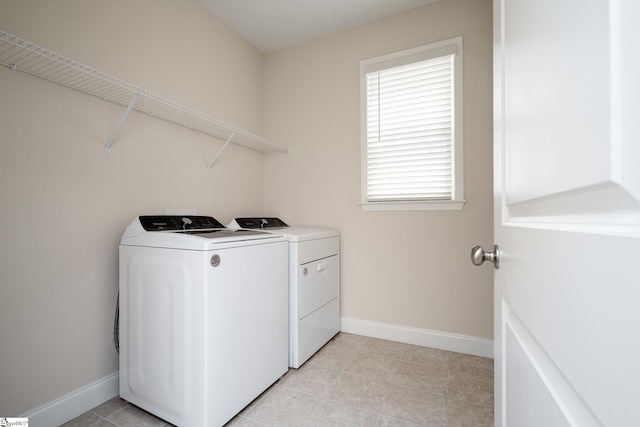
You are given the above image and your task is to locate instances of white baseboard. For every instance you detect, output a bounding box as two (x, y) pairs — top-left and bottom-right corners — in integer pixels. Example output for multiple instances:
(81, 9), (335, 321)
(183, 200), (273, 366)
(22, 372), (119, 427)
(341, 317), (494, 358)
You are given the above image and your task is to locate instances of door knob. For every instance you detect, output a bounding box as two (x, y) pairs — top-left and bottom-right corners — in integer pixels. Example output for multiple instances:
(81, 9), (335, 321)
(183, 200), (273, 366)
(471, 244), (500, 269)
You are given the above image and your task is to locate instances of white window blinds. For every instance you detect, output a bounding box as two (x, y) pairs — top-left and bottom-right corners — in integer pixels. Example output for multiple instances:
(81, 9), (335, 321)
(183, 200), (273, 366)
(364, 50), (456, 202)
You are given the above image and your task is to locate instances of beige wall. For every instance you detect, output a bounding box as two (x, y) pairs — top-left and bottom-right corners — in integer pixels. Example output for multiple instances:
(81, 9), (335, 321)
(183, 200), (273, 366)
(0, 0), (265, 416)
(262, 0), (493, 338)
(0, 0), (494, 418)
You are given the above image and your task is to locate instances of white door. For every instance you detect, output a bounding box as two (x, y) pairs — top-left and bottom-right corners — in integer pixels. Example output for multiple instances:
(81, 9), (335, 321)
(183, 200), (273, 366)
(492, 0), (640, 426)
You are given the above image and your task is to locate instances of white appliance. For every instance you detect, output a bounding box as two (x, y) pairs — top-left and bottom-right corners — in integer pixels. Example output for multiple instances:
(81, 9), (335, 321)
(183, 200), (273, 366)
(229, 217), (340, 368)
(119, 215), (288, 427)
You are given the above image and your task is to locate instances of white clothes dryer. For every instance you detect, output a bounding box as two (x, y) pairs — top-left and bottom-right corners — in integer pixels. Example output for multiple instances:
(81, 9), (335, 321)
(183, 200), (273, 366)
(119, 215), (288, 427)
(229, 217), (340, 368)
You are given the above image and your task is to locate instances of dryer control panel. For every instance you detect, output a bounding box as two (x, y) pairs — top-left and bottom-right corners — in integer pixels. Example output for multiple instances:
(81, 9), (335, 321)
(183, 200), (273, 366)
(234, 217), (289, 229)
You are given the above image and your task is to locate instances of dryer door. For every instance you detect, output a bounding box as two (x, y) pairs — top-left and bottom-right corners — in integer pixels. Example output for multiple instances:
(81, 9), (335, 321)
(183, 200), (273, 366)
(299, 255), (339, 319)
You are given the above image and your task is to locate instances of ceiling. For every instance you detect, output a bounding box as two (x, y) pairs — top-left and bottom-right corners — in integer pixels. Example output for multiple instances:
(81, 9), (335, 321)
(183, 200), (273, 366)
(200, 0), (440, 53)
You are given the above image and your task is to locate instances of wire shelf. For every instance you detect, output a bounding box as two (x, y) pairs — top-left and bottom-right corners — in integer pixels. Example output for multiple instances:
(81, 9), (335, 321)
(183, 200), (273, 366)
(0, 30), (287, 157)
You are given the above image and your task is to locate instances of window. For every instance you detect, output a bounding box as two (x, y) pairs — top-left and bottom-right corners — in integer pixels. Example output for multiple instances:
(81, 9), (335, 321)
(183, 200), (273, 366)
(360, 37), (464, 211)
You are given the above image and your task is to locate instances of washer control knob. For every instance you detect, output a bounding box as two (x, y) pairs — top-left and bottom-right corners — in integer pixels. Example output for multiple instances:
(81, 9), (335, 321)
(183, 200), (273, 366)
(182, 217), (193, 230)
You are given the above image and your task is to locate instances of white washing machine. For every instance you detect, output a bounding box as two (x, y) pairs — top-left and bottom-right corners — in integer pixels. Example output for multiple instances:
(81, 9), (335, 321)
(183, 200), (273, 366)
(229, 217), (340, 368)
(119, 215), (288, 427)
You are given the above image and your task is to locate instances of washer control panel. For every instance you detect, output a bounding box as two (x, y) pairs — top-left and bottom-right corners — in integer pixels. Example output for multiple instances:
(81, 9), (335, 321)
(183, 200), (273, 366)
(139, 215), (225, 231)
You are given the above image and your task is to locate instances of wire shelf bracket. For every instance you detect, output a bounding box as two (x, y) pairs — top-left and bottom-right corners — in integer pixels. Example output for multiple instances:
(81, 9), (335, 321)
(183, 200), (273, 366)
(105, 92), (140, 155)
(207, 131), (236, 170)
(0, 30), (289, 163)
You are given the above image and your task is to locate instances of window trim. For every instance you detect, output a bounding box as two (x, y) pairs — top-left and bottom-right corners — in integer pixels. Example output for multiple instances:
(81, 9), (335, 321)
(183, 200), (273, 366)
(360, 37), (465, 211)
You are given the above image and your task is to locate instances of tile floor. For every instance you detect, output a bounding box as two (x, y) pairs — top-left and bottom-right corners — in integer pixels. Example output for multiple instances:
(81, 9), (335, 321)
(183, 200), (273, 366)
(63, 333), (493, 427)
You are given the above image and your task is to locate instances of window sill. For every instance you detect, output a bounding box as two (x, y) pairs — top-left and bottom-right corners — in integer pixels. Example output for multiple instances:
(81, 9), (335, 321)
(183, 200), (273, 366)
(360, 200), (466, 211)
